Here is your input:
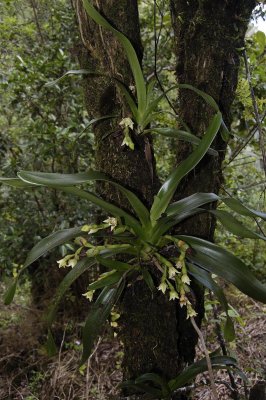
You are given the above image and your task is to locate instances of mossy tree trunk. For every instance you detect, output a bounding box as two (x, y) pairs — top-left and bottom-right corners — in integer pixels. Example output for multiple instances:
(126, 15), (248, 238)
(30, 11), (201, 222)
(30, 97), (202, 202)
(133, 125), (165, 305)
(74, 0), (255, 398)
(170, 0), (255, 367)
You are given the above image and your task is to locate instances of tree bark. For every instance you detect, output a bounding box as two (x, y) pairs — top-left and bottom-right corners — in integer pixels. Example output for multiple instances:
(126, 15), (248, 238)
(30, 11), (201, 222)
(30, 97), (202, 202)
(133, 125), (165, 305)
(170, 0), (256, 365)
(74, 0), (181, 393)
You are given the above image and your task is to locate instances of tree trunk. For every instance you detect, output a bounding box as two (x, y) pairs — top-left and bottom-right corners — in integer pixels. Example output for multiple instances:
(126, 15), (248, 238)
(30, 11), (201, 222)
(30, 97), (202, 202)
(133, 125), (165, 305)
(170, 0), (255, 364)
(74, 0), (181, 390)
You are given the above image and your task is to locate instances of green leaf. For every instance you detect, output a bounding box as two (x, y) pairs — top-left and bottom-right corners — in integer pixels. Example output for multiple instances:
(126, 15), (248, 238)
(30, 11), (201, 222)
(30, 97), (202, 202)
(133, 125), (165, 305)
(150, 112), (222, 223)
(120, 381), (162, 397)
(23, 227), (82, 270)
(45, 330), (57, 357)
(178, 84), (219, 112)
(179, 235), (266, 303)
(146, 128), (218, 156)
(18, 170), (150, 229)
(62, 187), (144, 238)
(87, 270), (125, 291)
(210, 210), (266, 241)
(187, 264), (236, 342)
(45, 247), (131, 327)
(169, 356), (237, 391)
(4, 280), (18, 305)
(44, 69), (91, 87)
(142, 269), (155, 292)
(18, 170), (105, 186)
(187, 263), (229, 313)
(45, 257), (97, 326)
(166, 192), (219, 218)
(81, 281), (125, 364)
(224, 316), (236, 343)
(0, 177), (37, 188)
(4, 227), (82, 303)
(116, 81), (139, 122)
(96, 257), (134, 271)
(151, 208), (204, 244)
(135, 372), (170, 397)
(222, 197), (266, 221)
(81, 0), (147, 115)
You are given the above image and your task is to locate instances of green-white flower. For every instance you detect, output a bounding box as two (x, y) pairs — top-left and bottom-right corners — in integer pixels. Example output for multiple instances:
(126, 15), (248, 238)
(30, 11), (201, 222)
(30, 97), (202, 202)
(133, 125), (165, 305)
(169, 290), (179, 301)
(168, 265), (178, 279)
(83, 290), (95, 302)
(158, 281), (167, 294)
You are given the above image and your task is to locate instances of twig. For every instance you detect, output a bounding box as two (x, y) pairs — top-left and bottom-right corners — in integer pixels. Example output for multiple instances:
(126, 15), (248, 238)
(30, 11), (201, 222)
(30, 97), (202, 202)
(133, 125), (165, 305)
(29, 0), (44, 43)
(190, 316), (219, 400)
(226, 111), (266, 166)
(86, 337), (102, 397)
(243, 49), (266, 178)
(153, 1), (179, 117)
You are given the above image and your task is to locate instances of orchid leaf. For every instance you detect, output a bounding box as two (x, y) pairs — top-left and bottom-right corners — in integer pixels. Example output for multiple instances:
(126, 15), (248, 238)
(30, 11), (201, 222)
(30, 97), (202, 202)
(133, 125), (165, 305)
(81, 281), (125, 364)
(180, 235), (266, 303)
(150, 112), (222, 223)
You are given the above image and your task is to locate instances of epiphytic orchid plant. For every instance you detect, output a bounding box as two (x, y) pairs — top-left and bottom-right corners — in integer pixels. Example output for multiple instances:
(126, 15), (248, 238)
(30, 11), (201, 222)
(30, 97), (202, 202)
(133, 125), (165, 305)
(1, 1), (266, 398)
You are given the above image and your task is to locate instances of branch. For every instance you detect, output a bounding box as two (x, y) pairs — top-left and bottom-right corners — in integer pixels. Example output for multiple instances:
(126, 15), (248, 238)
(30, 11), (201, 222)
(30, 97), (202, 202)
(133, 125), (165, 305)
(190, 316), (219, 400)
(243, 49), (266, 178)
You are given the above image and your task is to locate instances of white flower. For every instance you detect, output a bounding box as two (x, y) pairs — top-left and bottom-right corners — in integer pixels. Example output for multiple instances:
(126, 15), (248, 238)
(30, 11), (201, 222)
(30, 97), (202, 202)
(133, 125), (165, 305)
(179, 294), (187, 307)
(168, 265), (178, 279)
(158, 281), (167, 294)
(187, 305), (197, 319)
(68, 258), (78, 268)
(181, 274), (191, 285)
(175, 261), (183, 270)
(57, 254), (73, 268)
(103, 217), (118, 231)
(169, 290), (179, 301)
(57, 258), (67, 268)
(82, 290), (95, 302)
(119, 117), (134, 130)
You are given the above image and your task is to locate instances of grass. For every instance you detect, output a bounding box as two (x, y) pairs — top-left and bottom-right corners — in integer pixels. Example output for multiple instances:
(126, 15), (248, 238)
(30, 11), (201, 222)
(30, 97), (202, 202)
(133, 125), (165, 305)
(0, 280), (265, 399)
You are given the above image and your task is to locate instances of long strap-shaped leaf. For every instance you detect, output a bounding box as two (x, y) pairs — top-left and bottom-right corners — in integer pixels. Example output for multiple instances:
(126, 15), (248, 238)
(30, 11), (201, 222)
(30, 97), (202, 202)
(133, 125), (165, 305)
(24, 227), (82, 269)
(45, 257), (96, 326)
(222, 197), (266, 220)
(179, 235), (266, 303)
(4, 227), (82, 305)
(187, 263), (235, 342)
(145, 127), (218, 156)
(81, 0), (147, 115)
(150, 112), (222, 224)
(45, 245), (132, 327)
(166, 192), (266, 221)
(81, 280), (125, 364)
(166, 192), (219, 217)
(62, 186), (143, 238)
(210, 210), (266, 241)
(18, 170), (150, 228)
(168, 356), (237, 391)
(188, 263), (229, 312)
(151, 208), (204, 244)
(0, 177), (37, 188)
